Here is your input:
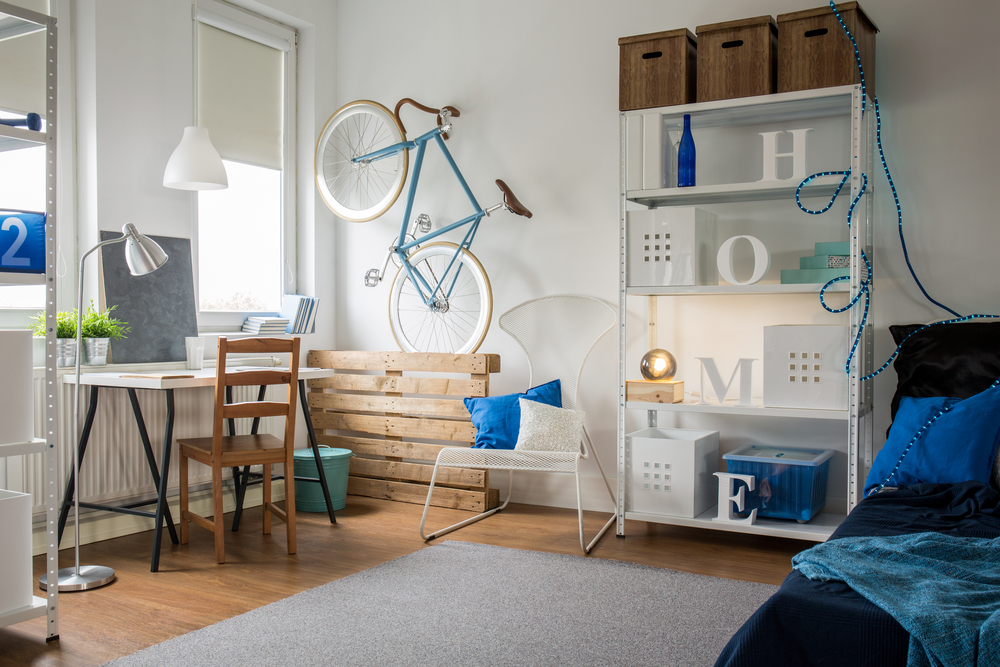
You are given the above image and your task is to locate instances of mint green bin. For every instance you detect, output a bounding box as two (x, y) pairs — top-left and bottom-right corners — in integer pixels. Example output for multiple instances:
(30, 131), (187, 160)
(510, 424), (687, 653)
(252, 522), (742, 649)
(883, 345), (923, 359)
(293, 447), (352, 512)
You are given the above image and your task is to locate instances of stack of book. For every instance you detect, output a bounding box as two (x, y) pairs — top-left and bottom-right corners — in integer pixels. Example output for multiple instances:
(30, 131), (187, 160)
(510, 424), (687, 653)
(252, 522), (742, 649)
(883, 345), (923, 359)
(279, 294), (320, 334)
(241, 317), (290, 335)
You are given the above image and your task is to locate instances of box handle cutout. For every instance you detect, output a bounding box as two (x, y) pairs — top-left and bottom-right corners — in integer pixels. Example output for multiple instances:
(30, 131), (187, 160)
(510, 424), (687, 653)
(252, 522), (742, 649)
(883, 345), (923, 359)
(642, 51), (663, 60)
(721, 40), (744, 49)
(804, 28), (829, 38)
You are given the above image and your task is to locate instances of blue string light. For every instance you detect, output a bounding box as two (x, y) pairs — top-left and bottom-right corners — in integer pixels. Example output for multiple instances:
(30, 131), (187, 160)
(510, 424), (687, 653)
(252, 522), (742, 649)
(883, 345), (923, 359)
(813, 2), (999, 494)
(802, 1), (967, 381)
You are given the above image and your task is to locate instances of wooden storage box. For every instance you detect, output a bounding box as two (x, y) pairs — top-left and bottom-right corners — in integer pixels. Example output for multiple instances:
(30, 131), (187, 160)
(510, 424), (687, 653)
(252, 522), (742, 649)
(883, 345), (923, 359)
(696, 15), (777, 103)
(619, 28), (697, 111)
(777, 2), (878, 94)
(306, 350), (501, 512)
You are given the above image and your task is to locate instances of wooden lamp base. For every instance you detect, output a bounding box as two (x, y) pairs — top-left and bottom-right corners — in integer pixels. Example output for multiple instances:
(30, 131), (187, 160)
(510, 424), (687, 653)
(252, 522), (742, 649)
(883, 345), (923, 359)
(626, 380), (684, 404)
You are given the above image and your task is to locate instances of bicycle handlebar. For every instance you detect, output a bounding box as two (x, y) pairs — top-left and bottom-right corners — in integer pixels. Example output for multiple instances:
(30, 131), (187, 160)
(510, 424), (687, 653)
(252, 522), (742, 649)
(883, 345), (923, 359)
(393, 98), (460, 139)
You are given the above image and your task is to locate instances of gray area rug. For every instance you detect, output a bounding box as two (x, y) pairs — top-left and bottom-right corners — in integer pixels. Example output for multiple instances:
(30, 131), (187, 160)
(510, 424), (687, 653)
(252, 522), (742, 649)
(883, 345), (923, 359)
(102, 541), (777, 667)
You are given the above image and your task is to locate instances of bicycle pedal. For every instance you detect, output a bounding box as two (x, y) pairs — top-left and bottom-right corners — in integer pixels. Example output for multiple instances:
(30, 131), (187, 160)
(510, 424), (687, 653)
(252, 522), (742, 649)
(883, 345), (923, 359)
(415, 213), (432, 234)
(364, 268), (381, 287)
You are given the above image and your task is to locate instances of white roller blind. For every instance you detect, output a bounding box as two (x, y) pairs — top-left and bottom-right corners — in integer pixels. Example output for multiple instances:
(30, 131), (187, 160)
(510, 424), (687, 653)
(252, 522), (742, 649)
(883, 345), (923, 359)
(198, 22), (284, 170)
(0, 25), (45, 116)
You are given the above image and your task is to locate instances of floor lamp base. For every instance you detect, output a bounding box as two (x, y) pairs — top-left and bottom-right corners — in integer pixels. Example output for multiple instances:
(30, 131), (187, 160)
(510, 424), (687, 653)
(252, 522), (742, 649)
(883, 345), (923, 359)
(39, 565), (116, 592)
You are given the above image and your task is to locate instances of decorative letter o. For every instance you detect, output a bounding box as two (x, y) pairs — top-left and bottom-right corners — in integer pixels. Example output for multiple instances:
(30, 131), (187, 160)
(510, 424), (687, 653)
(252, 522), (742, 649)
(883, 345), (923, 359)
(717, 235), (770, 285)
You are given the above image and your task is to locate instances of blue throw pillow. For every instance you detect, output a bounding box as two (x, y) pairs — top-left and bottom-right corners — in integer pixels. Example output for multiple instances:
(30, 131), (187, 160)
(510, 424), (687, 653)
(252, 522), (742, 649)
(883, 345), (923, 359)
(464, 379), (562, 449)
(864, 383), (1000, 494)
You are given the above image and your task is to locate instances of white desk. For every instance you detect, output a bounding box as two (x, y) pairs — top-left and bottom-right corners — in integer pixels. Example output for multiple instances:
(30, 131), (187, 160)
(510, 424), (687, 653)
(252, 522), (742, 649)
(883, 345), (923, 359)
(60, 366), (338, 572)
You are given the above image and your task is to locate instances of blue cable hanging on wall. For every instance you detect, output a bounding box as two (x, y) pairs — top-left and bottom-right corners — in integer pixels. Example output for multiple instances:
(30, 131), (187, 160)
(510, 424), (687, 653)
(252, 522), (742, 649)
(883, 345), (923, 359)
(799, 1), (992, 382)
(805, 2), (1000, 495)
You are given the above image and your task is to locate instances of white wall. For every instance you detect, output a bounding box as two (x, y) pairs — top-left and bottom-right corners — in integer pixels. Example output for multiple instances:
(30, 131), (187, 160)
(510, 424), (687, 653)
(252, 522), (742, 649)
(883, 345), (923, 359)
(334, 0), (1000, 510)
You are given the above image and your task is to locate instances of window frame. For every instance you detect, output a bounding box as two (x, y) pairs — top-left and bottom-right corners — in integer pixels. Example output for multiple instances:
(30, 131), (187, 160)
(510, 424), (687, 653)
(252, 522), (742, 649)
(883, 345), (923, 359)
(193, 0), (297, 331)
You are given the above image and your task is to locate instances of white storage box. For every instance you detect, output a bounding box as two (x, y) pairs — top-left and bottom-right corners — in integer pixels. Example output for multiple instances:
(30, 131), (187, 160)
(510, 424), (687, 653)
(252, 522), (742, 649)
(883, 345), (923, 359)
(763, 325), (849, 410)
(627, 207), (718, 287)
(0, 330), (34, 445)
(627, 427), (719, 518)
(0, 489), (33, 614)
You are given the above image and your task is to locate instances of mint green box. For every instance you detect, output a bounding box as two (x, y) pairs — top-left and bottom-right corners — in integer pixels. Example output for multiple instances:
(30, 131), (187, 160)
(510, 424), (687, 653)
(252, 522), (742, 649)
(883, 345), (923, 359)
(780, 268), (849, 284)
(813, 242), (850, 256)
(800, 254), (850, 269)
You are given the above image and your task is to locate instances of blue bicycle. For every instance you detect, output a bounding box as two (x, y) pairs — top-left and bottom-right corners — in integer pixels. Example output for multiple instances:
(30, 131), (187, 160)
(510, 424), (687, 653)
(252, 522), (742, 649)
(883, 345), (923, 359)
(315, 98), (532, 354)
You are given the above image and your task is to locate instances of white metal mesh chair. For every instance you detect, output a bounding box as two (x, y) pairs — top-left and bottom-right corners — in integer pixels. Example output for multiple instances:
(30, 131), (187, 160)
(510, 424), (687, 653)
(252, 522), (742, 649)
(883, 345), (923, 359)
(419, 294), (618, 553)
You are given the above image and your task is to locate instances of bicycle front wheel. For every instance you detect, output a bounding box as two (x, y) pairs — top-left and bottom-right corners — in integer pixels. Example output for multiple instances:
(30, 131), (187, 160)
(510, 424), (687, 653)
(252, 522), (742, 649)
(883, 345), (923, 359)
(389, 243), (493, 354)
(315, 100), (408, 222)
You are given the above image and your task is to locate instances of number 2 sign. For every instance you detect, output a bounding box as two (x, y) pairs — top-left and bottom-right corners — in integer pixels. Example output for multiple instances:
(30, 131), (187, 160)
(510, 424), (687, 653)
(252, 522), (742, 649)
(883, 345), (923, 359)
(0, 212), (45, 273)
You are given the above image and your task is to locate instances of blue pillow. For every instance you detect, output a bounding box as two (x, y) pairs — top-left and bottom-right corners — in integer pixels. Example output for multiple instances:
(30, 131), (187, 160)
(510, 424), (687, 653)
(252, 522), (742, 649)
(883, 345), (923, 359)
(864, 383), (1000, 494)
(464, 380), (562, 449)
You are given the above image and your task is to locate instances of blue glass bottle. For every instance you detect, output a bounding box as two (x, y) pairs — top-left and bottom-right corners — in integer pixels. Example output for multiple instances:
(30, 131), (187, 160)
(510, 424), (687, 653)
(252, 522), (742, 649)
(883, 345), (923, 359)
(677, 113), (695, 187)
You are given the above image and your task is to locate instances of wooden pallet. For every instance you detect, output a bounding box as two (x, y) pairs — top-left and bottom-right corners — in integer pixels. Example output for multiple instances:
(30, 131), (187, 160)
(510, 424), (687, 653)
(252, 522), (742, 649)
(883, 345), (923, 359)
(306, 351), (501, 512)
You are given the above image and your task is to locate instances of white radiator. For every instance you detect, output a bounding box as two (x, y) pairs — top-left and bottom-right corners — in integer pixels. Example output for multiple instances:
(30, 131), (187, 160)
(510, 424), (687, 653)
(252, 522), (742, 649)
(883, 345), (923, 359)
(9, 372), (277, 517)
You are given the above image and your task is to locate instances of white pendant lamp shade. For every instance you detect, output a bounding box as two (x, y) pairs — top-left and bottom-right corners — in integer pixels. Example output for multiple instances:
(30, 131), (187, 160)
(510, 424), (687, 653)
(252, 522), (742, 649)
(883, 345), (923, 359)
(163, 126), (229, 190)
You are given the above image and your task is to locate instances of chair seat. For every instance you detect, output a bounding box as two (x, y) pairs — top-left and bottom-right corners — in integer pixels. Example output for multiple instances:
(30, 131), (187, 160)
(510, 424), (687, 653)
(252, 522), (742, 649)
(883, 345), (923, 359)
(178, 433), (288, 466)
(437, 446), (580, 473)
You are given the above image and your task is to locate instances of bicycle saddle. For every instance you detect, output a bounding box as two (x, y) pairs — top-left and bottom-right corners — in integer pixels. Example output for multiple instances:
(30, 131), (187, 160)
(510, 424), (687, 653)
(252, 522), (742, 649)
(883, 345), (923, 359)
(496, 180), (533, 219)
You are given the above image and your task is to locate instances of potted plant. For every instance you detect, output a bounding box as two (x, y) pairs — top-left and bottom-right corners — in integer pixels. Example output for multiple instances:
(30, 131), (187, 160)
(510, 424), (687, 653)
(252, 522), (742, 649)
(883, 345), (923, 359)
(28, 303), (130, 367)
(27, 310), (79, 367)
(80, 302), (130, 366)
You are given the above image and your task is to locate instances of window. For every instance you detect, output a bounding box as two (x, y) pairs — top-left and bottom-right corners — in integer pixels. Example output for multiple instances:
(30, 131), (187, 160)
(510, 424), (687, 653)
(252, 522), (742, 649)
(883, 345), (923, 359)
(194, 0), (296, 322)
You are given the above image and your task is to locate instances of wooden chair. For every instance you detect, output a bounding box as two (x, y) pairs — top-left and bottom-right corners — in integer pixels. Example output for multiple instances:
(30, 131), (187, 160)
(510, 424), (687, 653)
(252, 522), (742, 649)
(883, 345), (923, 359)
(178, 337), (300, 564)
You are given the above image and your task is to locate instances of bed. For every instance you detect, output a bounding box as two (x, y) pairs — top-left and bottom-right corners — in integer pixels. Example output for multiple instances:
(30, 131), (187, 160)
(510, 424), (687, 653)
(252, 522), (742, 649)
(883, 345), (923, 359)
(714, 321), (1000, 667)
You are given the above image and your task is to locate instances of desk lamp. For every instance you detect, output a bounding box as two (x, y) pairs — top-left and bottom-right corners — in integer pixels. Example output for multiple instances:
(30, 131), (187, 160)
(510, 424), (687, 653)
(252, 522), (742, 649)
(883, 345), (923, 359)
(47, 224), (168, 591)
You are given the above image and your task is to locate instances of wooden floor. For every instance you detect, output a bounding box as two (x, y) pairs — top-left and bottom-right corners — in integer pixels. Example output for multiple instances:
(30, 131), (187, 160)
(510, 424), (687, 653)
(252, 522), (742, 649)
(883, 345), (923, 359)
(2, 497), (808, 667)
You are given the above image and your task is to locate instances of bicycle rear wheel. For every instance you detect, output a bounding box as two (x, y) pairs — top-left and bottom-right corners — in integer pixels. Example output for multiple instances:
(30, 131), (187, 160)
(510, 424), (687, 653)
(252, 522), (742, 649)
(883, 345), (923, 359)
(389, 243), (492, 354)
(315, 100), (408, 222)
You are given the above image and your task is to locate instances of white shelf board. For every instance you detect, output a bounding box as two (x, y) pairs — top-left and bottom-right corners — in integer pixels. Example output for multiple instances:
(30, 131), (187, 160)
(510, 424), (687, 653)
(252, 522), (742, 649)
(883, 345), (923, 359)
(0, 270), (45, 285)
(622, 84), (856, 128)
(0, 438), (46, 458)
(0, 596), (46, 629)
(0, 125), (46, 153)
(625, 508), (843, 541)
(626, 282), (851, 297)
(626, 400), (849, 420)
(627, 174), (844, 208)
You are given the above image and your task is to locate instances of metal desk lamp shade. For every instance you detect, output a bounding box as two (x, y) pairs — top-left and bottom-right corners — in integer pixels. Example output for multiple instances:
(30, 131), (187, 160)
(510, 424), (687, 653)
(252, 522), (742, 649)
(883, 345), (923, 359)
(43, 224), (168, 592)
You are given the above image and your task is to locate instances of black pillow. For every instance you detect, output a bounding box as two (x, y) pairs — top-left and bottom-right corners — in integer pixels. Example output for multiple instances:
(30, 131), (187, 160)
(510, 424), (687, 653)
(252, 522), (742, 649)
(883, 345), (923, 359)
(889, 321), (1000, 425)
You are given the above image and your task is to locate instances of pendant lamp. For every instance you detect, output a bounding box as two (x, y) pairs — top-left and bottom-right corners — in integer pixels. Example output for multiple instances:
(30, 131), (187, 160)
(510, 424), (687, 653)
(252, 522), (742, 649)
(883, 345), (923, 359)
(163, 126), (228, 190)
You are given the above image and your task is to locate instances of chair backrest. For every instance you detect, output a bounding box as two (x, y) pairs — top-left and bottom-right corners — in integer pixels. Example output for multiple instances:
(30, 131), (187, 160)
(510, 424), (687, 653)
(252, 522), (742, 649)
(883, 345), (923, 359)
(212, 337), (300, 448)
(498, 295), (616, 411)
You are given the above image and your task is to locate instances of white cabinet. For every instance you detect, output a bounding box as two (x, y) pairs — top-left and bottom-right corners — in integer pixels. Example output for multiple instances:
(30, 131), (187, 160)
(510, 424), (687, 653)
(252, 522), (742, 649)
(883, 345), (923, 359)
(616, 85), (875, 542)
(0, 0), (60, 639)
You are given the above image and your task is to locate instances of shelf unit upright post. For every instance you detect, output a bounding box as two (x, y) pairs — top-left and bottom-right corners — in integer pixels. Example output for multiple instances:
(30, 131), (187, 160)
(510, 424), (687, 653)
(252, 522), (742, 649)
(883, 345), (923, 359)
(616, 84), (874, 543)
(0, 0), (60, 639)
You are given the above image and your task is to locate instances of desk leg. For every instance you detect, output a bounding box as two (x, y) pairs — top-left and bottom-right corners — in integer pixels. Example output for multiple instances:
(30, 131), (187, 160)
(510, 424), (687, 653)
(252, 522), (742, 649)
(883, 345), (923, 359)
(230, 385), (267, 532)
(149, 389), (176, 573)
(299, 379), (337, 525)
(57, 386), (100, 546)
(125, 389), (179, 549)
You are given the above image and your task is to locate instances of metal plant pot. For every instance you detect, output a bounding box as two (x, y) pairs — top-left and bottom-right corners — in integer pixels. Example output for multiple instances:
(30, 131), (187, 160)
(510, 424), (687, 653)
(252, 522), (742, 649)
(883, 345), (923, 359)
(83, 337), (110, 366)
(55, 338), (76, 368)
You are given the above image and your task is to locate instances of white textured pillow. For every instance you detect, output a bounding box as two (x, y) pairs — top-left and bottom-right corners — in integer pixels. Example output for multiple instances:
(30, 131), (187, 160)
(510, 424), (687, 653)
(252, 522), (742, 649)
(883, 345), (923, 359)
(514, 398), (584, 453)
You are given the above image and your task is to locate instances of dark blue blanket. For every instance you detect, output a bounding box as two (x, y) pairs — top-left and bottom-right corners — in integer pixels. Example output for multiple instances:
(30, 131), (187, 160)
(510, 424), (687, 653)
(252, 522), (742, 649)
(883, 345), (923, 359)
(714, 481), (1000, 667)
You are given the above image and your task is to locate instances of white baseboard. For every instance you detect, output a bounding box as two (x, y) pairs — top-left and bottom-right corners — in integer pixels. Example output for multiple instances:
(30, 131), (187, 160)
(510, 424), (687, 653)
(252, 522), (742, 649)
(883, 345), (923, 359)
(33, 482), (284, 556)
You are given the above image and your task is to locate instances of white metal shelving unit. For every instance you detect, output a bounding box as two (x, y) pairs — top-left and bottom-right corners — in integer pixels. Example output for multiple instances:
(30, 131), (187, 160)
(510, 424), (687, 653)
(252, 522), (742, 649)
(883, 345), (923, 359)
(616, 84), (875, 543)
(0, 1), (60, 640)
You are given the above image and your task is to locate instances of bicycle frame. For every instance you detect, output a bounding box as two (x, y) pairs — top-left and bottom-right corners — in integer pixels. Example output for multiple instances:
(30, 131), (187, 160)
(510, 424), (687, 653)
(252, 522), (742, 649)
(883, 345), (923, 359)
(354, 125), (485, 308)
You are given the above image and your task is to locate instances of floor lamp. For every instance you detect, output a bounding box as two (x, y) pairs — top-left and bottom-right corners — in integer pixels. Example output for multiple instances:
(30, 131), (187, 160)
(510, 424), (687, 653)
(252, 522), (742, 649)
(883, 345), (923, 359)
(48, 223), (168, 591)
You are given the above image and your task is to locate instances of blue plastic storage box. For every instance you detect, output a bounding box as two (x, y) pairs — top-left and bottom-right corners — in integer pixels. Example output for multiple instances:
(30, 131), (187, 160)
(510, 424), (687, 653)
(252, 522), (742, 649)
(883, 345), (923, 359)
(722, 445), (834, 522)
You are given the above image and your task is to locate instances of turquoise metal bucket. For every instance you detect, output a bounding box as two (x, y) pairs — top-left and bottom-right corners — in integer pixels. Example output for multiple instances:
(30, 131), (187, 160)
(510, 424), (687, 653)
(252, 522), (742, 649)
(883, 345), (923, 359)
(293, 446), (352, 512)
